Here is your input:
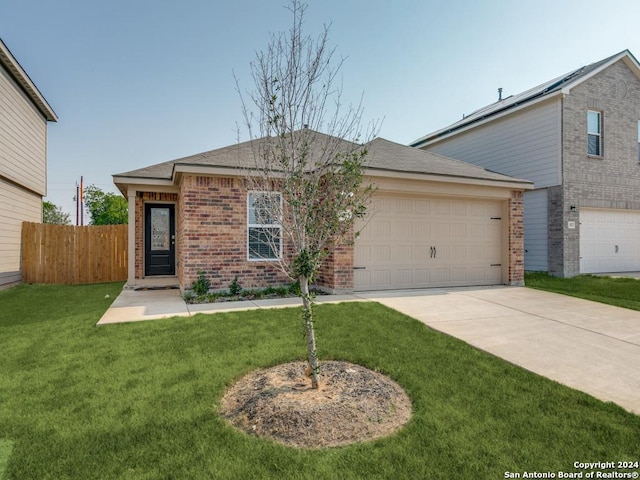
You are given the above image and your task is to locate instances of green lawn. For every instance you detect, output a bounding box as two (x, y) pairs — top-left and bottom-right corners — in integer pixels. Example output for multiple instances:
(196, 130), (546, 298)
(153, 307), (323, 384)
(526, 271), (640, 311)
(1, 283), (639, 479)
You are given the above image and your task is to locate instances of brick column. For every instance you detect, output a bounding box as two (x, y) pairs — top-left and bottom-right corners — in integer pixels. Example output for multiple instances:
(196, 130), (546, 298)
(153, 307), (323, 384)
(315, 225), (355, 293)
(508, 190), (525, 286)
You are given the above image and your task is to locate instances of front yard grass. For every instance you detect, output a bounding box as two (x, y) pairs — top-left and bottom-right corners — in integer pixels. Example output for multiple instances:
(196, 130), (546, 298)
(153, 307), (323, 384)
(526, 271), (640, 311)
(0, 283), (639, 479)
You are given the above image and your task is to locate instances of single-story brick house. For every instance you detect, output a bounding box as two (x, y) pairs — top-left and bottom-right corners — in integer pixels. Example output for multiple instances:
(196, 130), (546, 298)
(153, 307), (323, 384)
(113, 132), (532, 293)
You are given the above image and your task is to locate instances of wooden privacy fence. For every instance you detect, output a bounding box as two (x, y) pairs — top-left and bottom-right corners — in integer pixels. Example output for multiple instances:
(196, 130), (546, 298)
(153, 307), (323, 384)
(22, 222), (127, 284)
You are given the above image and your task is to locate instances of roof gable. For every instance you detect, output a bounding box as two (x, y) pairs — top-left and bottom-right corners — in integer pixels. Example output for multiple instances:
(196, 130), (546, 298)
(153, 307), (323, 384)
(411, 50), (640, 147)
(0, 38), (58, 122)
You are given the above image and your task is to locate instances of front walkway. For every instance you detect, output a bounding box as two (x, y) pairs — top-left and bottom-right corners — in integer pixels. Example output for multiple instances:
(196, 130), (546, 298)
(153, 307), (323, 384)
(98, 285), (640, 415)
(97, 288), (360, 324)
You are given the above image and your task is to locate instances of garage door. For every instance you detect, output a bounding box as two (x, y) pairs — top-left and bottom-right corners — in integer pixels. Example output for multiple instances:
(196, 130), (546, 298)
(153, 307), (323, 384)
(580, 208), (640, 273)
(354, 194), (504, 290)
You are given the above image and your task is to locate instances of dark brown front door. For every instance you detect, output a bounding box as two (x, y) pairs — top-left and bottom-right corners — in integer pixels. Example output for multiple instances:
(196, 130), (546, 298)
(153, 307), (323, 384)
(145, 204), (175, 276)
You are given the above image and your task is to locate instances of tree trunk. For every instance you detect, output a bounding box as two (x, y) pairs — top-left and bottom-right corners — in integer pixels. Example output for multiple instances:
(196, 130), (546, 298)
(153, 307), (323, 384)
(299, 275), (320, 389)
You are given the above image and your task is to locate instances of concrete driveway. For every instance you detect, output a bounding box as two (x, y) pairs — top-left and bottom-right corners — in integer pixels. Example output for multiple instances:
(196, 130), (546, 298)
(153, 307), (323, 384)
(359, 287), (640, 416)
(98, 285), (640, 415)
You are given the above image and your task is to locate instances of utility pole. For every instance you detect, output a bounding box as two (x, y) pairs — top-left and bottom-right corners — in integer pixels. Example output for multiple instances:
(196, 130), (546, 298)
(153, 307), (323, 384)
(75, 177), (85, 225)
(80, 176), (84, 226)
(76, 182), (79, 226)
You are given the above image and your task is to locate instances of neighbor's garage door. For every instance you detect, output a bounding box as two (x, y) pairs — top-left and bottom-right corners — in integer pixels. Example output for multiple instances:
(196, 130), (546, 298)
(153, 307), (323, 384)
(354, 194), (504, 290)
(580, 208), (640, 273)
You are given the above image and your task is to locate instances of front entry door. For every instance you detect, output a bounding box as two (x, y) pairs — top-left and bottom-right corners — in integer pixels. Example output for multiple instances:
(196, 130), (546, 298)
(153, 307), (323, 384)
(145, 204), (175, 276)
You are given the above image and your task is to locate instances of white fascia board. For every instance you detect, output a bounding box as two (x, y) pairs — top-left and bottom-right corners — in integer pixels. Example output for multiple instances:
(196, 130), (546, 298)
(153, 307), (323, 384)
(364, 168), (534, 190)
(112, 177), (176, 197)
(562, 51), (638, 94)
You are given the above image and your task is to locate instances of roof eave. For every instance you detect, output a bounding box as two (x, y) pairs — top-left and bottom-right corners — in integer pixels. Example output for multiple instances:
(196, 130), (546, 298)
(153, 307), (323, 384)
(364, 167), (534, 190)
(0, 39), (58, 122)
(112, 175), (175, 194)
(560, 50), (640, 95)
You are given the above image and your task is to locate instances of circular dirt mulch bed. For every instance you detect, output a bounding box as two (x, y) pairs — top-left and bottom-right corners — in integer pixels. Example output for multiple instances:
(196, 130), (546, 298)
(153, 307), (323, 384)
(219, 360), (412, 448)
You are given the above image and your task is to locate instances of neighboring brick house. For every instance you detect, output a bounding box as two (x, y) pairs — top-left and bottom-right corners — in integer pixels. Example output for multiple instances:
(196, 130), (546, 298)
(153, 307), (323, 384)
(412, 50), (640, 277)
(113, 132), (531, 293)
(0, 39), (58, 289)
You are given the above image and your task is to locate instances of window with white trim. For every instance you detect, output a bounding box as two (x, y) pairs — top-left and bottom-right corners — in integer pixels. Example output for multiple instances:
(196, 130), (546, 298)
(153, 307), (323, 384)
(587, 110), (602, 156)
(247, 192), (282, 260)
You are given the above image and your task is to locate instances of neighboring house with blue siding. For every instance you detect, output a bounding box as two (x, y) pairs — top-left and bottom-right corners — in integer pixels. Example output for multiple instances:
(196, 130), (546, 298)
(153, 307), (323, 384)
(0, 39), (57, 288)
(412, 50), (640, 277)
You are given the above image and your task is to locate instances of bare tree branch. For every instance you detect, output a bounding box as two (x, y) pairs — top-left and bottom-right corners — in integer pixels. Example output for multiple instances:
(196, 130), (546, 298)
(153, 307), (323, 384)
(236, 0), (379, 389)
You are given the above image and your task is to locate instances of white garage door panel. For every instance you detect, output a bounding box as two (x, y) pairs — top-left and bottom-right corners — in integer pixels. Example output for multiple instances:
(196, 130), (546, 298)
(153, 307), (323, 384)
(354, 195), (504, 290)
(580, 208), (640, 273)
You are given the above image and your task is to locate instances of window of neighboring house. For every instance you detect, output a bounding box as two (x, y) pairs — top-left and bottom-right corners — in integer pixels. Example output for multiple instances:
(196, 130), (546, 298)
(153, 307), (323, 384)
(637, 121), (640, 161)
(587, 110), (602, 156)
(247, 192), (282, 260)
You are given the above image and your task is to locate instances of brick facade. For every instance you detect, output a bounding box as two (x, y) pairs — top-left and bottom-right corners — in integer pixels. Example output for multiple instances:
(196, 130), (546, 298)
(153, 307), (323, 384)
(508, 190), (525, 286)
(559, 59), (640, 276)
(315, 231), (355, 294)
(176, 175), (291, 291)
(133, 174), (524, 292)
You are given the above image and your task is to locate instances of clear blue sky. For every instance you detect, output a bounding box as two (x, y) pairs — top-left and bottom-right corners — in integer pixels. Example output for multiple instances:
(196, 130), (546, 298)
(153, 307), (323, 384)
(2, 0), (639, 219)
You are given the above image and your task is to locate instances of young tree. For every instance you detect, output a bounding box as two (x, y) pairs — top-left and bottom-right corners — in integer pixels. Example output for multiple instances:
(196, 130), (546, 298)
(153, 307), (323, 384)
(238, 0), (377, 388)
(42, 200), (71, 225)
(83, 185), (128, 225)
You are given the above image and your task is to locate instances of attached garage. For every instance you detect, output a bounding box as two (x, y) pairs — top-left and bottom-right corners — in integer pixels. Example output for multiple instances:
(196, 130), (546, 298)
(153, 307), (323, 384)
(349, 138), (533, 292)
(354, 193), (505, 290)
(580, 208), (640, 273)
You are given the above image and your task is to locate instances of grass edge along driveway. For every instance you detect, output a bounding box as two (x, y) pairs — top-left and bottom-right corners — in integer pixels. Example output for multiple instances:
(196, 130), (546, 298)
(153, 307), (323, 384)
(525, 271), (640, 311)
(0, 282), (639, 480)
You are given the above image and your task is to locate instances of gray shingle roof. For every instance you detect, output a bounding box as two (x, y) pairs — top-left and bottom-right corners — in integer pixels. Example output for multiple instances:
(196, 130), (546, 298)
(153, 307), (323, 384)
(114, 131), (531, 186)
(366, 137), (528, 184)
(411, 49), (639, 147)
(113, 131), (355, 179)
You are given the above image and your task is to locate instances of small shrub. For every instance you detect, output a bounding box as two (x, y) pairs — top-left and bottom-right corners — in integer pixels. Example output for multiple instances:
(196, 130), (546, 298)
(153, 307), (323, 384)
(192, 270), (211, 296)
(288, 281), (301, 296)
(270, 286), (290, 296)
(241, 288), (262, 300)
(229, 276), (242, 296)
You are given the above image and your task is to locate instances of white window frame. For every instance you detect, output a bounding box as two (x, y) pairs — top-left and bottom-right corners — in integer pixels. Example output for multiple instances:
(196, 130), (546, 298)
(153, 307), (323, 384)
(587, 110), (602, 156)
(247, 191), (282, 261)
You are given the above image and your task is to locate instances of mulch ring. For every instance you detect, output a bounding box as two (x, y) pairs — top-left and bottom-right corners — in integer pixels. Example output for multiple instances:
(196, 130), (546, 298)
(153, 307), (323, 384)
(219, 360), (412, 448)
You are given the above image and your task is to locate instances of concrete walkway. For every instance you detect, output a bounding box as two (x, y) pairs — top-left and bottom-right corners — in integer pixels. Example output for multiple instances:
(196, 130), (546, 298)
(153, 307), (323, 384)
(98, 285), (640, 415)
(97, 288), (360, 324)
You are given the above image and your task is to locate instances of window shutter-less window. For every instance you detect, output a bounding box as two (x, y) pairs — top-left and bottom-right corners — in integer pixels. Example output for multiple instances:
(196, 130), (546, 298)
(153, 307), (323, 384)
(247, 192), (282, 260)
(587, 111), (602, 156)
